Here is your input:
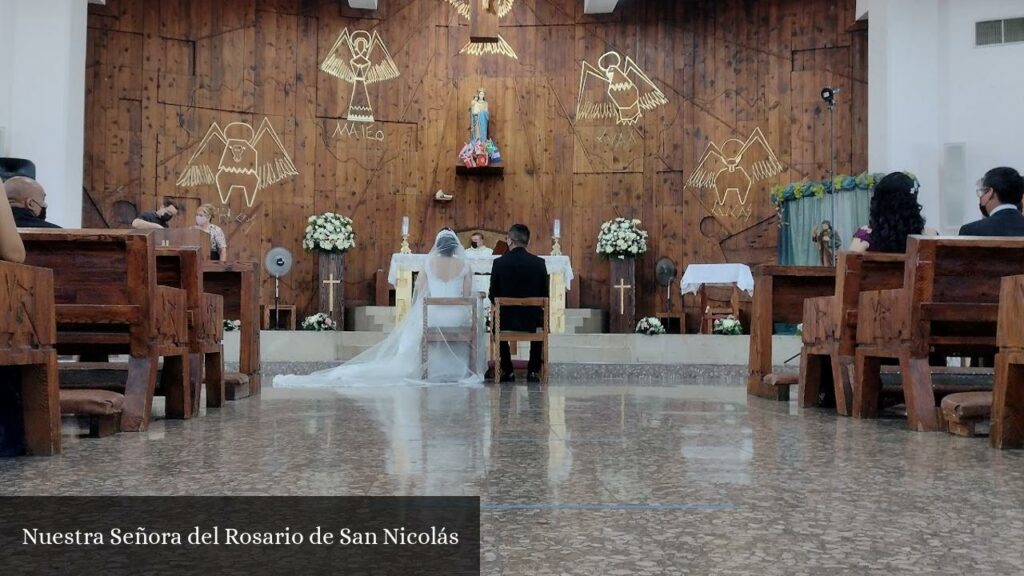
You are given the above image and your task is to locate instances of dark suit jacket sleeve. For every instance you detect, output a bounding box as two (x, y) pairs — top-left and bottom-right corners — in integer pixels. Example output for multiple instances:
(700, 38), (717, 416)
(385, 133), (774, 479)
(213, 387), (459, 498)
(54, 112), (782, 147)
(540, 260), (550, 297)
(489, 259), (502, 303)
(959, 221), (979, 236)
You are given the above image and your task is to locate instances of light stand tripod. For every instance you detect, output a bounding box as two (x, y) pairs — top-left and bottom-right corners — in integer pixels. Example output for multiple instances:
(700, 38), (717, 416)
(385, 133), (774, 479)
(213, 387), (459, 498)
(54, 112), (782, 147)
(821, 86), (841, 265)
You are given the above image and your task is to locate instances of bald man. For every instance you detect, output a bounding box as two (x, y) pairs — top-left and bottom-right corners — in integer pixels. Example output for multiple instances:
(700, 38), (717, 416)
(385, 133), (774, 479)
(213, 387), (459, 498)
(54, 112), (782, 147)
(5, 176), (60, 228)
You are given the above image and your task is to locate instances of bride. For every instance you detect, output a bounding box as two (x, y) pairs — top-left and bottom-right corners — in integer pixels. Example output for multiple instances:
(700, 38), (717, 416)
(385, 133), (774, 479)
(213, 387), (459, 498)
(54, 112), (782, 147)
(274, 229), (487, 387)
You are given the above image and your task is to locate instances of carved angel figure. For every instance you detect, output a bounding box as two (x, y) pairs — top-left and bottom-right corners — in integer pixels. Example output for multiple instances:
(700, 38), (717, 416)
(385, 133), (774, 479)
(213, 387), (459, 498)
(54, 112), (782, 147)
(687, 128), (785, 222)
(320, 29), (401, 123)
(577, 51), (668, 126)
(447, 0), (518, 59)
(176, 118), (299, 208)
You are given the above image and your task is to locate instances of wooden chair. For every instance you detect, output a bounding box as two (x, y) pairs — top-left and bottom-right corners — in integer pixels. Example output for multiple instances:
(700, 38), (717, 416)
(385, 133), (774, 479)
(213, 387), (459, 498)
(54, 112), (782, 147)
(0, 260), (60, 455)
(748, 265), (836, 400)
(854, 236), (1024, 431)
(156, 244), (225, 414)
(421, 296), (480, 380)
(698, 284), (740, 334)
(799, 252), (905, 415)
(992, 274), (1024, 448)
(491, 297), (550, 383)
(204, 261), (261, 398)
(20, 230), (190, 432)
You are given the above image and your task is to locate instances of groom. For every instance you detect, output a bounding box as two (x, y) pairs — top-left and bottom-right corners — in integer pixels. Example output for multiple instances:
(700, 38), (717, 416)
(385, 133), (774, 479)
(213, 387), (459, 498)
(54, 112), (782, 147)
(489, 224), (549, 383)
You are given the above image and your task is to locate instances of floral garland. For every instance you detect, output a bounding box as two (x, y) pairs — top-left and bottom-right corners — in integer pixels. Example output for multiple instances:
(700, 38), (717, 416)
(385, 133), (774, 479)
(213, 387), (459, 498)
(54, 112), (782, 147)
(303, 212), (356, 253)
(712, 315), (742, 335)
(597, 217), (649, 259)
(635, 317), (666, 335)
(301, 312), (336, 331)
(769, 172), (913, 206)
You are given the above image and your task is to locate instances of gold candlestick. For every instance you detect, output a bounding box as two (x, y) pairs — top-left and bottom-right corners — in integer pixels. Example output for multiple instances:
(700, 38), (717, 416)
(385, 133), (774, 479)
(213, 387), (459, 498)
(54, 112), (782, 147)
(551, 236), (562, 256)
(400, 234), (411, 254)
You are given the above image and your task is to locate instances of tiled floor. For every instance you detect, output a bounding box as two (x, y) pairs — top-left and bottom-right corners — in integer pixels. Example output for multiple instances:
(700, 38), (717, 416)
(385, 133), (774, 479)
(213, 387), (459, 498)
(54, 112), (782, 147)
(3, 369), (1024, 575)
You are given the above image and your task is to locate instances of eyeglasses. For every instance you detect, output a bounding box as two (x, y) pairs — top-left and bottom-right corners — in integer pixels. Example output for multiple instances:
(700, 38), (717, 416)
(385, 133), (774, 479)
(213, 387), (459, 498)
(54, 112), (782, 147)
(977, 187), (991, 198)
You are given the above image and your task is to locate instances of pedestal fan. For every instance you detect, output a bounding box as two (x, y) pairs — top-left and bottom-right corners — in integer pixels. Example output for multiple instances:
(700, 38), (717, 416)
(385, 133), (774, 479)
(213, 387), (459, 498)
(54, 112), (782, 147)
(264, 247), (294, 330)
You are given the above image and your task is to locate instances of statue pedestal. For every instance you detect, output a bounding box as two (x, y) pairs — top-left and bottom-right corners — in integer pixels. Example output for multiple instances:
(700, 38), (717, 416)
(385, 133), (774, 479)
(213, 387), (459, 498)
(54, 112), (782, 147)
(318, 252), (345, 328)
(609, 258), (636, 333)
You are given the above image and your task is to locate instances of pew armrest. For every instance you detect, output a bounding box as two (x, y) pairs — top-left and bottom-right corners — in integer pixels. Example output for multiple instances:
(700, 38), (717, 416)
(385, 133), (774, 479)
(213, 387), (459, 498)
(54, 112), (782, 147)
(856, 288), (908, 345)
(152, 286), (189, 348)
(202, 292), (225, 344)
(0, 261), (56, 350)
(801, 296), (836, 346)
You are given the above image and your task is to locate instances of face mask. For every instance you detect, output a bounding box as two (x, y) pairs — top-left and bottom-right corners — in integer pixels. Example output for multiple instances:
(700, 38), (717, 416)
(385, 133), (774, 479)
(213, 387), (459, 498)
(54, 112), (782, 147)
(470, 241), (479, 248)
(196, 215), (209, 226)
(979, 190), (991, 218)
(37, 206), (47, 220)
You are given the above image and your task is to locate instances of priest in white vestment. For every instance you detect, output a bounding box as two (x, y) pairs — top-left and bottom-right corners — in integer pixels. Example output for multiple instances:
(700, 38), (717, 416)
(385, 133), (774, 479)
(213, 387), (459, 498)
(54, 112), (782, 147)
(465, 232), (493, 257)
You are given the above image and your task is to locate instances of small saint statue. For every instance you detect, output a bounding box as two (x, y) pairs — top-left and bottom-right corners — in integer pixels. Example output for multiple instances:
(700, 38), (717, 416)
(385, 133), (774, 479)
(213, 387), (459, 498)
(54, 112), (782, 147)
(459, 88), (502, 168)
(812, 220), (838, 266)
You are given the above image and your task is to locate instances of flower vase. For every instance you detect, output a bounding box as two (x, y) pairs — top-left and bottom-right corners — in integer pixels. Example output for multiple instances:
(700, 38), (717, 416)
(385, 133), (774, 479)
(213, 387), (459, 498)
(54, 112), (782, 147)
(318, 251), (345, 329)
(609, 257), (636, 333)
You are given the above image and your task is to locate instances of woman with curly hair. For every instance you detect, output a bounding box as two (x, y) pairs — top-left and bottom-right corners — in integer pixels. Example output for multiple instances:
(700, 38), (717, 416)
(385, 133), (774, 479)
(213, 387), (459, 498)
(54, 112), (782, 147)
(849, 172), (927, 253)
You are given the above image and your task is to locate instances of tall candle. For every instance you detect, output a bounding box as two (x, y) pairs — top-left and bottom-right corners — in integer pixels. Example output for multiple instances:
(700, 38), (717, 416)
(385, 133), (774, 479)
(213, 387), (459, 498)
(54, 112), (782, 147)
(401, 216), (409, 236)
(553, 219), (561, 238)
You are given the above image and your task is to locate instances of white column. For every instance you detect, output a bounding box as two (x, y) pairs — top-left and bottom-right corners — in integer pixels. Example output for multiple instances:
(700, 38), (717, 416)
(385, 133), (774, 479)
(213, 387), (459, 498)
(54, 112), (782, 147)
(0, 0), (89, 227)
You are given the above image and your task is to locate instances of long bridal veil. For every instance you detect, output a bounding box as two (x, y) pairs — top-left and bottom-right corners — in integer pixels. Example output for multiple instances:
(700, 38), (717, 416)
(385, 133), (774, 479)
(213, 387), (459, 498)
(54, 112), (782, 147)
(274, 229), (487, 387)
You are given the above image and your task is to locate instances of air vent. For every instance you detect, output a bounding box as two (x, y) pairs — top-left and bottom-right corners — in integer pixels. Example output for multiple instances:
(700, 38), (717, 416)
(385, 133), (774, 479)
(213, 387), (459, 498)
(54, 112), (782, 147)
(976, 17), (1024, 46)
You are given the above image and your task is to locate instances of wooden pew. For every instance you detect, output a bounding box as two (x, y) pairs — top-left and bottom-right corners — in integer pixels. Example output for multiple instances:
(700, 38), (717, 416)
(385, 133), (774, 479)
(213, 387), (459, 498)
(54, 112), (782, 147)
(203, 261), (261, 396)
(748, 265), (835, 400)
(854, 236), (1024, 431)
(20, 230), (190, 432)
(155, 244), (225, 413)
(799, 252), (905, 414)
(0, 261), (60, 455)
(992, 274), (1024, 448)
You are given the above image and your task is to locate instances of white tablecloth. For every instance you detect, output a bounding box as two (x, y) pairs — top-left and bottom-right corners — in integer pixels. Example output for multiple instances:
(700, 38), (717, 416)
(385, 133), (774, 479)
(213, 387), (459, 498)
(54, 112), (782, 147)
(680, 263), (754, 295)
(387, 253), (575, 289)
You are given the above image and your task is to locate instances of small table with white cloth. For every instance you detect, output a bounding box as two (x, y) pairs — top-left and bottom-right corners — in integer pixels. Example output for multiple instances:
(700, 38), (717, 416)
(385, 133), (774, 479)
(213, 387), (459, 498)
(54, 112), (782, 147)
(387, 253), (574, 333)
(680, 263), (754, 334)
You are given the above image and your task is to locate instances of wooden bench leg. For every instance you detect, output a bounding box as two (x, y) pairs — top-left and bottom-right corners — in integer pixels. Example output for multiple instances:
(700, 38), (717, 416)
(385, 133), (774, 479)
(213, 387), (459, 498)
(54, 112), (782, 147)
(122, 355), (159, 432)
(89, 414), (121, 438)
(799, 348), (826, 408)
(832, 353), (855, 417)
(902, 354), (940, 432)
(992, 353), (1024, 449)
(189, 352), (203, 416)
(205, 348), (225, 409)
(163, 353), (192, 420)
(853, 349), (882, 419)
(19, 356), (61, 456)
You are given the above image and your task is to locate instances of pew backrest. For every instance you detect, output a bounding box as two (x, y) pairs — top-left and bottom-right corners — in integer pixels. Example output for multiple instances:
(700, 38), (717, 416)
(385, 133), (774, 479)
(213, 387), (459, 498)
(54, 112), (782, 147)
(833, 252), (906, 353)
(0, 260), (55, 352)
(998, 274), (1024, 351)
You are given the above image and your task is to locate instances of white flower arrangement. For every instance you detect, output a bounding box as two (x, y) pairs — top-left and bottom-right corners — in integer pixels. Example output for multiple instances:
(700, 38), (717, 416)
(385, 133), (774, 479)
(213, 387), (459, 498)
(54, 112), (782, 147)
(303, 212), (356, 253)
(301, 312), (336, 331)
(635, 316), (666, 335)
(712, 315), (742, 335)
(223, 319), (241, 332)
(597, 217), (648, 259)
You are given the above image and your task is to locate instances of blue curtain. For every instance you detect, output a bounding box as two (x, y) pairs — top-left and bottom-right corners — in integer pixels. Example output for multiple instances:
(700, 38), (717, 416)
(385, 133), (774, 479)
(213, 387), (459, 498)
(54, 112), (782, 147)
(777, 190), (871, 265)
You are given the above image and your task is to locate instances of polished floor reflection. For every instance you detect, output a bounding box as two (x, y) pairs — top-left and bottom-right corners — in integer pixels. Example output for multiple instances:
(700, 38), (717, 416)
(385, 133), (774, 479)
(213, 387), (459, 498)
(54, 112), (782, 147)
(3, 378), (1024, 575)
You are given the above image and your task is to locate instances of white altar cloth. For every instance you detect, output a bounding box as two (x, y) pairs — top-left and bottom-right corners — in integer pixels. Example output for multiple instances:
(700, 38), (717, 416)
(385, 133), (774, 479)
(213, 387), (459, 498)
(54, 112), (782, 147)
(680, 263), (754, 295)
(388, 253), (575, 289)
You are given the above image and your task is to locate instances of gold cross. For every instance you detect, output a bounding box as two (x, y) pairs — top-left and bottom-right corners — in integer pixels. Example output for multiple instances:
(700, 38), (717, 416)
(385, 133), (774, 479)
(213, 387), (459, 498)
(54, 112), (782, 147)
(322, 273), (341, 312)
(614, 278), (632, 314)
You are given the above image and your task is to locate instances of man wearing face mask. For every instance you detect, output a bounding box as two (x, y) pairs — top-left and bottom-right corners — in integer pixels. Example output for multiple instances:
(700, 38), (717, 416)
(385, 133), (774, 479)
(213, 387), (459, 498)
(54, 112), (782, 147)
(131, 199), (181, 230)
(960, 167), (1024, 237)
(465, 231), (493, 257)
(5, 176), (61, 228)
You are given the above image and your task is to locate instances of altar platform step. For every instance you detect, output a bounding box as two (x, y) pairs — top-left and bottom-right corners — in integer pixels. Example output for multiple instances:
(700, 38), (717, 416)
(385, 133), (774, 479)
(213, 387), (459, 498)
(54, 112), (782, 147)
(347, 306), (605, 334)
(224, 331), (802, 367)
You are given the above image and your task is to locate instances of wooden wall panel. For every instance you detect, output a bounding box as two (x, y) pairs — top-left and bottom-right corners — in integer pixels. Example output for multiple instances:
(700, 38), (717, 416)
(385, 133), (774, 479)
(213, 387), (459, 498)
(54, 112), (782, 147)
(84, 0), (869, 321)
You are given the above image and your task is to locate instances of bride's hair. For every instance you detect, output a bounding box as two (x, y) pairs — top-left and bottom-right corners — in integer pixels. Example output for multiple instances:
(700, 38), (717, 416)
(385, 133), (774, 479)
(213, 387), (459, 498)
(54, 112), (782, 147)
(435, 231), (460, 257)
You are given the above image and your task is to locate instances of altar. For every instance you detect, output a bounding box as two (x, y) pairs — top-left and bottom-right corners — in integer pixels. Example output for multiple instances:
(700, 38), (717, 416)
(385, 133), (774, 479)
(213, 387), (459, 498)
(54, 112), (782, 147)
(387, 253), (574, 333)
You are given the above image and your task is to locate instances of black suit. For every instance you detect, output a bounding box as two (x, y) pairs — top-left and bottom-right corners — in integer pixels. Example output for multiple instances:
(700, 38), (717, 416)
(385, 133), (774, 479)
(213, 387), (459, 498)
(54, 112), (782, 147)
(959, 207), (1024, 237)
(489, 246), (549, 374)
(11, 207), (60, 229)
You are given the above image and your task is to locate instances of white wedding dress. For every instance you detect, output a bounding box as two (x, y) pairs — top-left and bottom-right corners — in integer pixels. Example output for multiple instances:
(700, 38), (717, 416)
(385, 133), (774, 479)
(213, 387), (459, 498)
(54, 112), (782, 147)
(274, 230), (487, 387)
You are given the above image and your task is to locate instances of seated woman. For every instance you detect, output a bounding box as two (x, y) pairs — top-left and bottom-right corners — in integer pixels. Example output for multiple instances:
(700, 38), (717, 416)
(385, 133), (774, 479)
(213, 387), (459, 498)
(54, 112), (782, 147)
(193, 203), (228, 260)
(849, 171), (927, 253)
(0, 180), (26, 263)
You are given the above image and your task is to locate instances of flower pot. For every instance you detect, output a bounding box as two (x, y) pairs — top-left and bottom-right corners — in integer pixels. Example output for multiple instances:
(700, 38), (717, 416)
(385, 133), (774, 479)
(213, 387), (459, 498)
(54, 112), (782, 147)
(318, 251), (345, 328)
(609, 257), (635, 333)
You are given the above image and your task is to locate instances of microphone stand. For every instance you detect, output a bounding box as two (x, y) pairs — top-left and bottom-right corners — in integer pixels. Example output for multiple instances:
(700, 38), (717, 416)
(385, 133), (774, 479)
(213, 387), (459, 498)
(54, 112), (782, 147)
(827, 91), (838, 266)
(274, 275), (281, 330)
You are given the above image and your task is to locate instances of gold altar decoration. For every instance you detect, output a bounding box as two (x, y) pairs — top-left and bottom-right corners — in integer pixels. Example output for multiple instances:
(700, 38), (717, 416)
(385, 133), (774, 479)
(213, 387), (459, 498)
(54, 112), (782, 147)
(576, 51), (668, 126)
(176, 118), (299, 208)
